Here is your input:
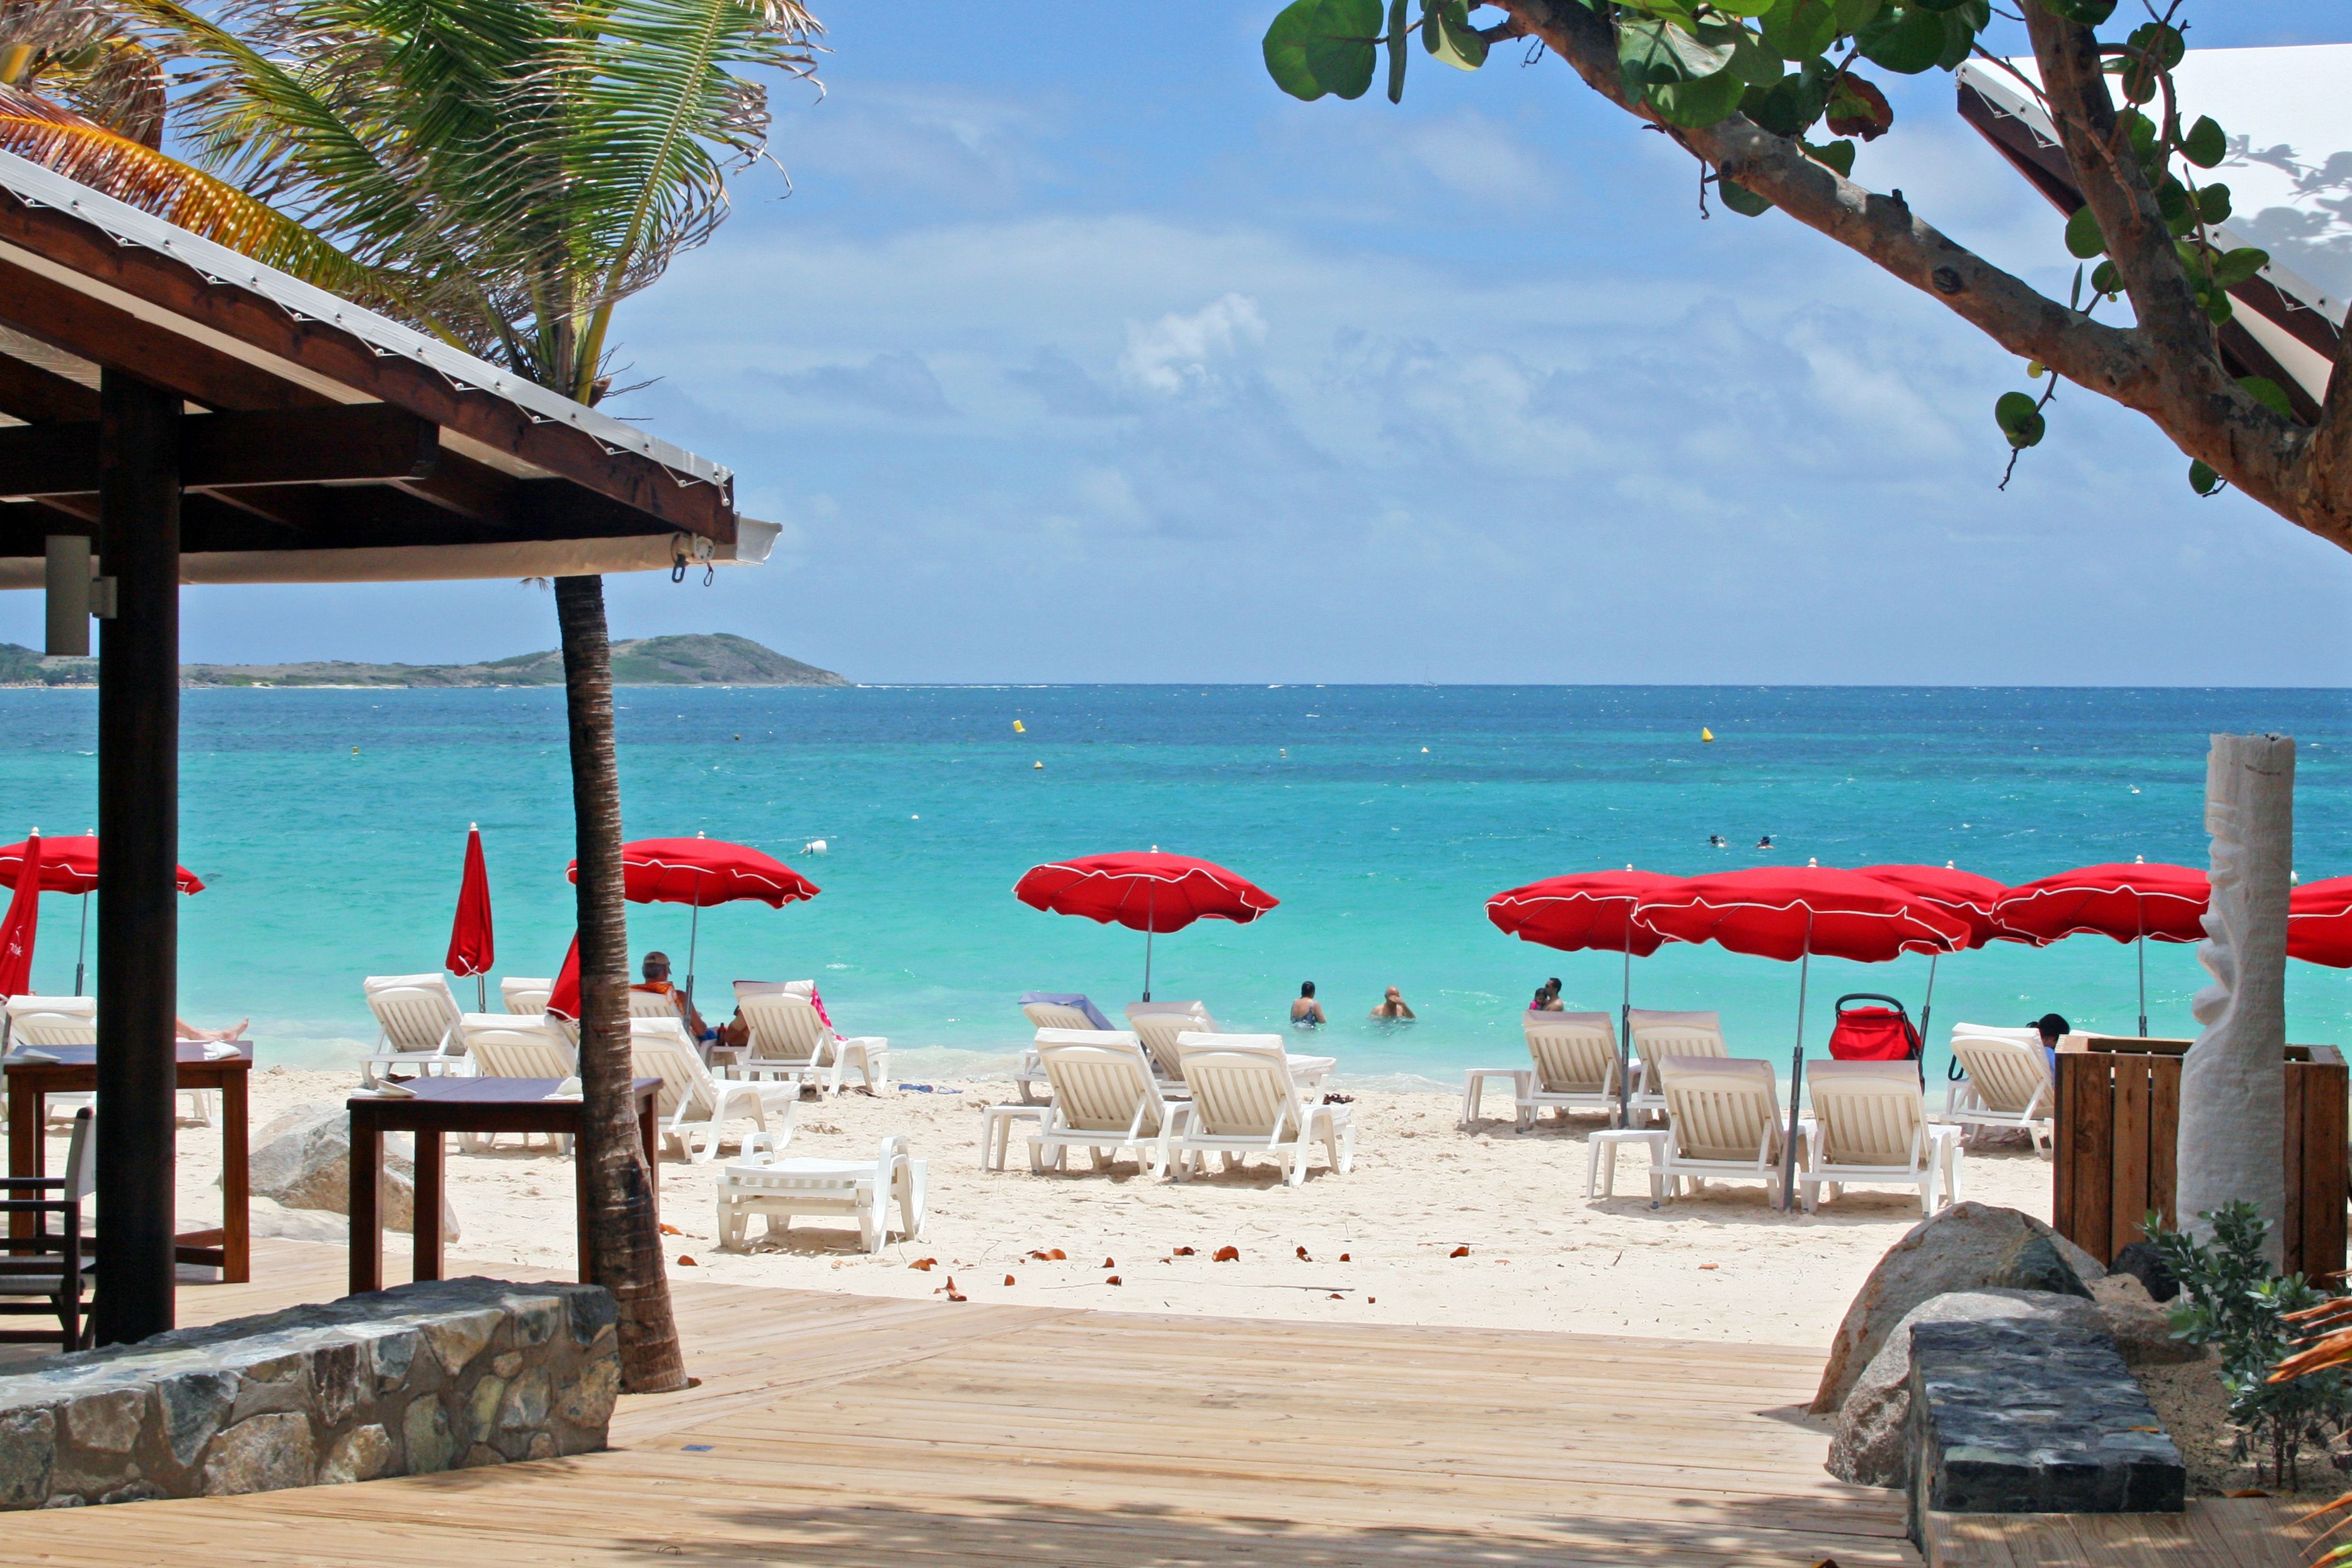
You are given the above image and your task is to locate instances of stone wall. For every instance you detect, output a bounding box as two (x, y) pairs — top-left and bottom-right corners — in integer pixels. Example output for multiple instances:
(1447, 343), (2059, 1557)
(0, 1276), (617, 1509)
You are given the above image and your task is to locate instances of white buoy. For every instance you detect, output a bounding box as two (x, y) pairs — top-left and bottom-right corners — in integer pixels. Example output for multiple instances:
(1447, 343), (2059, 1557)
(803, 839), (828, 856)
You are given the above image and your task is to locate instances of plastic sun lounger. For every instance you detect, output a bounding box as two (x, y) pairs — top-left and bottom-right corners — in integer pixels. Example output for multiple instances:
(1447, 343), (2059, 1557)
(360, 973), (469, 1085)
(735, 983), (889, 1096)
(1013, 994), (1111, 1104)
(1801, 1058), (1963, 1215)
(1028, 1030), (1190, 1176)
(500, 977), (553, 1017)
(1166, 1034), (1353, 1187)
(1656, 1055), (1787, 1206)
(4, 997), (98, 1124)
(1516, 1011), (1625, 1130)
(1125, 1001), (1213, 1084)
(1627, 1009), (1729, 1124)
(629, 1017), (798, 1164)
(715, 1133), (926, 1255)
(462, 1021), (580, 1152)
(1942, 1026), (2056, 1155)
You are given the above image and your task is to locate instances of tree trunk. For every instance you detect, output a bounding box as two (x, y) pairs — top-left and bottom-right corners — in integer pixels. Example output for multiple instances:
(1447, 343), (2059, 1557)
(2179, 732), (2295, 1266)
(555, 573), (686, 1392)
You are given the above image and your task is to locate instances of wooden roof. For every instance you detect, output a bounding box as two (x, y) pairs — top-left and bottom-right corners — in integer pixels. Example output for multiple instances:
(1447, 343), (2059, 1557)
(0, 148), (774, 584)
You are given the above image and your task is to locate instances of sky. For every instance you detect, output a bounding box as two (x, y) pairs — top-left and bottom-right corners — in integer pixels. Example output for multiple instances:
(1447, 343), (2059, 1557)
(4, 3), (2346, 685)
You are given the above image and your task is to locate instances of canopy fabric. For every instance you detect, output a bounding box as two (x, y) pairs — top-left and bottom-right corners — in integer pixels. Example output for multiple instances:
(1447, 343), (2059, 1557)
(2289, 877), (2352, 969)
(445, 826), (495, 979)
(1852, 864), (2009, 949)
(1486, 870), (1677, 957)
(1634, 867), (1968, 963)
(0, 836), (205, 896)
(1993, 862), (2210, 945)
(547, 934), (580, 1023)
(566, 838), (818, 908)
(1014, 852), (1278, 934)
(0, 831), (40, 995)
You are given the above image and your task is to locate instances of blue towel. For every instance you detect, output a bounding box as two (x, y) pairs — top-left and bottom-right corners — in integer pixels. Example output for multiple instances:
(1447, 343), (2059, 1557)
(1020, 990), (1116, 1032)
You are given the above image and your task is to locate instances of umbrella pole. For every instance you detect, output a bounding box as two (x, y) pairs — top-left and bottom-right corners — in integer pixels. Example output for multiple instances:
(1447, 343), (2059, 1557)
(1782, 920), (1812, 1213)
(1142, 883), (1156, 1002)
(2137, 933), (2147, 1039)
(1619, 941), (1634, 1128)
(685, 869), (704, 1013)
(1920, 951), (1939, 1046)
(74, 891), (87, 997)
(477, 975), (486, 1012)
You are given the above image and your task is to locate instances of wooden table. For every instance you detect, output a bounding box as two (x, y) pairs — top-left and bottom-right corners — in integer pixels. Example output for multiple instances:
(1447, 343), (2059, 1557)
(6, 1042), (252, 1282)
(346, 1077), (663, 1295)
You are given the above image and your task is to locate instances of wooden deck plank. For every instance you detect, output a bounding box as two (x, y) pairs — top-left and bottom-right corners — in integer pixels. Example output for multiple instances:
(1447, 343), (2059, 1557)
(1926, 1499), (2320, 1567)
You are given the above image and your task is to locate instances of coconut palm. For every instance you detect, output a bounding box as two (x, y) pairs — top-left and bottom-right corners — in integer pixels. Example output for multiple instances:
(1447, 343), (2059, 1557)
(116, 0), (822, 1392)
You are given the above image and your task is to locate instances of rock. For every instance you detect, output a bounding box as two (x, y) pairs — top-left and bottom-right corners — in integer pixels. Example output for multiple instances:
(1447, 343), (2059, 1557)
(246, 1197), (350, 1244)
(498, 1368), (549, 1433)
(422, 1309), (502, 1378)
(0, 1409), (54, 1508)
(320, 1424), (392, 1485)
(2109, 1239), (2180, 1302)
(244, 1106), (459, 1242)
(1813, 1202), (2095, 1413)
(201, 1414), (315, 1496)
(62, 1391), (145, 1456)
(1829, 1288), (2108, 1487)
(402, 1396), (454, 1474)
(156, 1370), (236, 1468)
(553, 1359), (619, 1433)
(2089, 1274), (2199, 1365)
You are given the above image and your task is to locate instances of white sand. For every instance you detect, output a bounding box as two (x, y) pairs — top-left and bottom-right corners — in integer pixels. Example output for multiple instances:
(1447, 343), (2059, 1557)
(149, 1066), (2055, 1349)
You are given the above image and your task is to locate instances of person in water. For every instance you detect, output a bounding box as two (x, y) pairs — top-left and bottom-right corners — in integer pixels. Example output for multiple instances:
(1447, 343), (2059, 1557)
(1757, 833), (1774, 849)
(1707, 833), (1726, 848)
(1370, 986), (1416, 1021)
(1530, 979), (1564, 1012)
(1290, 981), (1327, 1028)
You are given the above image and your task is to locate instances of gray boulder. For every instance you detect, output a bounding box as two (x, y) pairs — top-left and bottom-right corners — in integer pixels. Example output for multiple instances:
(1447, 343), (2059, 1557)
(1813, 1201), (2097, 1413)
(2090, 1273), (2200, 1365)
(244, 1107), (457, 1242)
(1828, 1288), (2108, 1487)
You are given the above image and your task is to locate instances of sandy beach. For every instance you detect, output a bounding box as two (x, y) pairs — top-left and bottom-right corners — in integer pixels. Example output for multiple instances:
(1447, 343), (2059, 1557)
(146, 1063), (2057, 1349)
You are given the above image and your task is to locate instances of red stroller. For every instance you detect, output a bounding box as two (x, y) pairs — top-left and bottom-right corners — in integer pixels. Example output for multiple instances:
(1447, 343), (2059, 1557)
(1827, 993), (1924, 1076)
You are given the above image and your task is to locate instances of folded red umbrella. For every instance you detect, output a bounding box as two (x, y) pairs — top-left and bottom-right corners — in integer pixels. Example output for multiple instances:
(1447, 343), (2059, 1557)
(2290, 877), (2352, 969)
(1486, 870), (1676, 958)
(548, 934), (580, 1023)
(445, 825), (495, 990)
(0, 830), (42, 997)
(1014, 850), (1276, 1000)
(0, 835), (205, 895)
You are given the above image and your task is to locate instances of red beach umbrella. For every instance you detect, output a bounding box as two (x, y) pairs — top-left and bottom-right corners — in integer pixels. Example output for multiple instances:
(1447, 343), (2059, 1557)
(0, 833), (204, 997)
(566, 834), (819, 1008)
(0, 830), (43, 998)
(445, 824), (495, 1010)
(1487, 869), (1680, 1124)
(2288, 878), (2352, 969)
(1992, 861), (2209, 1037)
(1636, 867), (1968, 1208)
(1014, 850), (1278, 1000)
(1854, 864), (2012, 1046)
(548, 934), (580, 1023)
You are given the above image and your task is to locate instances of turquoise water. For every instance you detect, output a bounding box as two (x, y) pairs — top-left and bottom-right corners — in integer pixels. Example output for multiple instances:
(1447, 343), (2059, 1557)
(0, 685), (2345, 1083)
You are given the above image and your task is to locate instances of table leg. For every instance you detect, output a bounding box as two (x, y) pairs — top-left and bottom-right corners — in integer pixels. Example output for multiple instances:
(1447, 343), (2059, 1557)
(413, 1129), (445, 1284)
(575, 1135), (591, 1285)
(220, 1073), (250, 1284)
(349, 1115), (382, 1295)
(6, 1079), (37, 1247)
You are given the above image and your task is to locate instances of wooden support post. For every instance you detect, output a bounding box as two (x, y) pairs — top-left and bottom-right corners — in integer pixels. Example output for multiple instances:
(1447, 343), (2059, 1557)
(93, 370), (180, 1347)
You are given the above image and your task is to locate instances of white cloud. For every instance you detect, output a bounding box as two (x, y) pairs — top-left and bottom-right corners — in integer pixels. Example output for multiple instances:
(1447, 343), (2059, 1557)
(1117, 293), (1269, 395)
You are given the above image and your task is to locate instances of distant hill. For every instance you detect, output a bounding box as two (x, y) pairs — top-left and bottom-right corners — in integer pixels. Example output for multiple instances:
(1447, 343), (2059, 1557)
(0, 633), (847, 689)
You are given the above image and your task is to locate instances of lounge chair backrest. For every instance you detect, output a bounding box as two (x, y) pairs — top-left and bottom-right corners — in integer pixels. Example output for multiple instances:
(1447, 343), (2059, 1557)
(1023, 1000), (1099, 1032)
(1172, 1034), (1304, 1138)
(364, 975), (462, 1055)
(9, 1009), (96, 1046)
(1659, 1055), (1779, 1162)
(1806, 1060), (1926, 1165)
(466, 1024), (578, 1080)
(1523, 1011), (1618, 1095)
(1035, 1030), (1170, 1135)
(62, 1106), (95, 1203)
(629, 988), (689, 1021)
(1128, 1004), (1213, 1080)
(1949, 1021), (2041, 1046)
(1951, 1033), (2053, 1115)
(737, 988), (830, 1063)
(6, 994), (93, 1020)
(501, 977), (553, 1016)
(627, 1017), (714, 1121)
(1630, 1009), (1728, 1080)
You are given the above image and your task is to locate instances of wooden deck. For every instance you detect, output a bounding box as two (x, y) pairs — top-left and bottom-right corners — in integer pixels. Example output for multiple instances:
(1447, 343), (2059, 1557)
(1926, 1500), (2324, 1567)
(6, 1239), (1921, 1566)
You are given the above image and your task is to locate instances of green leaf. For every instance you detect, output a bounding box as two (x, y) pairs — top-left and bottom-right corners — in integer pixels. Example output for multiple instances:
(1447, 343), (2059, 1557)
(2200, 287), (2235, 326)
(2197, 183), (2232, 224)
(1804, 137), (1856, 177)
(2188, 459), (2223, 496)
(1423, 0), (1488, 69)
(2063, 204), (2104, 260)
(1833, 0), (1884, 28)
(1651, 66), (1749, 127)
(2156, 176), (2193, 236)
(1706, 23), (1786, 86)
(2237, 375), (2293, 419)
(1995, 391), (2045, 449)
(1759, 0), (1837, 62)
(1305, 0), (1384, 99)
(2182, 115), (2227, 169)
(1619, 17), (1736, 88)
(1386, 0), (1409, 100)
(2210, 245), (2270, 290)
(1265, 0), (1333, 100)
(1740, 70), (1827, 135)
(1857, 6), (1949, 74)
(1709, 0), (1779, 15)
(2039, 0), (2115, 21)
(2091, 259), (2121, 296)
(1718, 175), (1774, 215)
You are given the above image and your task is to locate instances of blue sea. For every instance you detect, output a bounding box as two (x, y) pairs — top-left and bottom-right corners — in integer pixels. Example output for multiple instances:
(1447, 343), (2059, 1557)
(0, 685), (2345, 1084)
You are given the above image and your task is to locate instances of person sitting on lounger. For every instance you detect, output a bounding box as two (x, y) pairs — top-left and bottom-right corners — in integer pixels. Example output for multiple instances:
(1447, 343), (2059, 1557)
(2031, 1012), (2069, 1075)
(1370, 986), (1415, 1021)
(1290, 981), (1327, 1029)
(176, 1017), (247, 1042)
(636, 951), (715, 1037)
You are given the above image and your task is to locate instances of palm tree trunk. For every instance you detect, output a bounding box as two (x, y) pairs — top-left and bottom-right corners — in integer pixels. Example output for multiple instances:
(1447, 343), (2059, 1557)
(554, 573), (686, 1392)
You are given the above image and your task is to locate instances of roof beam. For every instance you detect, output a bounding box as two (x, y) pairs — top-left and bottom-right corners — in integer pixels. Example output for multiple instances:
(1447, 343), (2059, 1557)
(0, 404), (438, 500)
(0, 353), (99, 423)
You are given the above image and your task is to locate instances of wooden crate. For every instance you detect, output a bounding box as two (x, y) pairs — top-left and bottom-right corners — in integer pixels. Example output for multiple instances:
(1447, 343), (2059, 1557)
(2054, 1036), (2348, 1277)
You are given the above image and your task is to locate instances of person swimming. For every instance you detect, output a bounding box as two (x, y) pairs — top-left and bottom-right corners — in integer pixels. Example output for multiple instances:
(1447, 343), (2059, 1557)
(1757, 833), (1774, 849)
(1707, 833), (1726, 848)
(1370, 986), (1415, 1021)
(1290, 981), (1327, 1029)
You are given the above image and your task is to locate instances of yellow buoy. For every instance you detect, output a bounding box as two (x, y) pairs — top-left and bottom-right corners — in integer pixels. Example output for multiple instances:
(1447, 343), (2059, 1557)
(1033, 760), (1043, 770)
(1700, 727), (1715, 742)
(1013, 719), (1026, 733)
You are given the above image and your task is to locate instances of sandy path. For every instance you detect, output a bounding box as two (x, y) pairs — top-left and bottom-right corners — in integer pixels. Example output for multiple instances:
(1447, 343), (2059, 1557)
(143, 1064), (2053, 1349)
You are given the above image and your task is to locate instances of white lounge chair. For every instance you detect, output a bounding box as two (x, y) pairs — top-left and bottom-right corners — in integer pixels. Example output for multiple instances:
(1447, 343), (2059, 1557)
(462, 1021), (580, 1152)
(1013, 993), (1113, 1104)
(360, 973), (468, 1084)
(1656, 1055), (1788, 1205)
(1516, 1011), (1625, 1130)
(1801, 1059), (1963, 1215)
(5, 998), (97, 1126)
(1942, 1027), (2056, 1153)
(629, 987), (690, 1022)
(630, 1017), (798, 1163)
(1628, 1008), (1729, 1124)
(1028, 1029), (1189, 1176)
(0, 1106), (96, 1352)
(714, 1133), (926, 1254)
(735, 982), (889, 1095)
(1166, 1033), (1352, 1187)
(500, 977), (553, 1016)
(1125, 1001), (1212, 1082)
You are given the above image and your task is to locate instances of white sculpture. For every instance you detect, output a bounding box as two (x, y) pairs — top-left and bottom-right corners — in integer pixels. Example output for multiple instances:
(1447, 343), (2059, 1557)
(2178, 733), (2295, 1265)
